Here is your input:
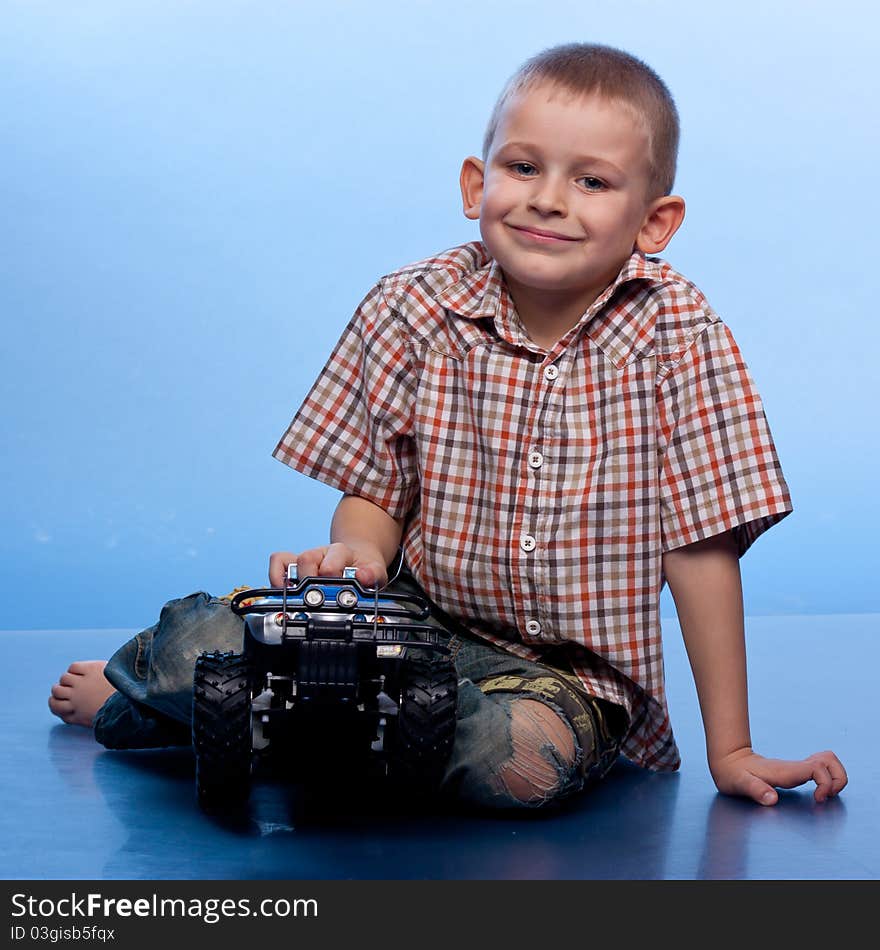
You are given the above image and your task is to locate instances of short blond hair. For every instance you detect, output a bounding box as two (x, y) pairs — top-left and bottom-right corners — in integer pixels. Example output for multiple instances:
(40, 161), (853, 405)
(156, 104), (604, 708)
(482, 43), (680, 198)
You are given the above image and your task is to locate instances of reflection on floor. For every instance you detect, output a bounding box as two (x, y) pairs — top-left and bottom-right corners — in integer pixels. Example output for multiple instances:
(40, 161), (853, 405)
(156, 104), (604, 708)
(1, 615), (876, 880)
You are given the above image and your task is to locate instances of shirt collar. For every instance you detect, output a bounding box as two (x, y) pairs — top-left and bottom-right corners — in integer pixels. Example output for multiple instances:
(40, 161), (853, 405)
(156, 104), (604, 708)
(435, 244), (669, 363)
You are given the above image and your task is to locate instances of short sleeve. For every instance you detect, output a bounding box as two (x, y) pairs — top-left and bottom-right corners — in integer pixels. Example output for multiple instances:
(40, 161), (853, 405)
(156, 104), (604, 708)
(657, 321), (793, 555)
(272, 281), (419, 519)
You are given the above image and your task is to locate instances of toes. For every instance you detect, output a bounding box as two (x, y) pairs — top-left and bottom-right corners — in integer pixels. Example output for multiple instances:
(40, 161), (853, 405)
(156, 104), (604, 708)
(48, 695), (73, 721)
(68, 660), (106, 675)
(47, 661), (113, 729)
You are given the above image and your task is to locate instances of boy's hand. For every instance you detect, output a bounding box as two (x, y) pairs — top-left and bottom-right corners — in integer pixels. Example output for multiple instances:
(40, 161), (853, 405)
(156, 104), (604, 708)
(268, 543), (388, 589)
(710, 747), (848, 806)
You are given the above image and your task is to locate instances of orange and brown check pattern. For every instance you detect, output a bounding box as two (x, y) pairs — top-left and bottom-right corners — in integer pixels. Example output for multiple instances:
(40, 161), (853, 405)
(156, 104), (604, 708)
(273, 241), (792, 770)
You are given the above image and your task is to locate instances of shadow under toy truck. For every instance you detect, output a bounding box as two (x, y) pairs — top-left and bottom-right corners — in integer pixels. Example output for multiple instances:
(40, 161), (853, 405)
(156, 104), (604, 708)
(191, 566), (457, 808)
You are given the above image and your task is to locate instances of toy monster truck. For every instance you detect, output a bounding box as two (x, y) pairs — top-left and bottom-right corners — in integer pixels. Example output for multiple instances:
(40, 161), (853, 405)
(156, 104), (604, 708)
(191, 566), (457, 808)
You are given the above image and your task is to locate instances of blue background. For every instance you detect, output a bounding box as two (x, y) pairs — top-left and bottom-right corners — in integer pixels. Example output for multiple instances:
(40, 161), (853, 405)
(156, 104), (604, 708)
(2, 0), (877, 630)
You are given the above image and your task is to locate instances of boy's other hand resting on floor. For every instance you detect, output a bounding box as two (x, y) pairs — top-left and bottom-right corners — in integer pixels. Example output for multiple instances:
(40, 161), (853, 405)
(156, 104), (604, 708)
(710, 747), (847, 806)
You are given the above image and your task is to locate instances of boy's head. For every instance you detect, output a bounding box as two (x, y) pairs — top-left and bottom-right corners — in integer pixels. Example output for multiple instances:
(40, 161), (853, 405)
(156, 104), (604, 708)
(459, 43), (686, 322)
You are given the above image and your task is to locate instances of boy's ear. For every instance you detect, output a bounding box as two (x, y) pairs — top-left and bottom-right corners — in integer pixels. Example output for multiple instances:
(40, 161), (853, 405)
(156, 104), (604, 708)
(460, 156), (485, 220)
(636, 194), (686, 254)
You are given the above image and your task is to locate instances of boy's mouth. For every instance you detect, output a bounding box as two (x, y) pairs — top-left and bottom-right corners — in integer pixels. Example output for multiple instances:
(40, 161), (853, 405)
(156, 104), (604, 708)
(508, 224), (580, 243)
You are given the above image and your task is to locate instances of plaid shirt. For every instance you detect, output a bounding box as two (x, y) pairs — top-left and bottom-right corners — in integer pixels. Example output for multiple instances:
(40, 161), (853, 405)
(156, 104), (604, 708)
(273, 241), (792, 770)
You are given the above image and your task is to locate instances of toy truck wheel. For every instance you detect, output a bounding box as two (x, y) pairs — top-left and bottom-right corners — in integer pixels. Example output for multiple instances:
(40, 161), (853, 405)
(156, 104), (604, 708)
(192, 651), (253, 808)
(391, 655), (457, 792)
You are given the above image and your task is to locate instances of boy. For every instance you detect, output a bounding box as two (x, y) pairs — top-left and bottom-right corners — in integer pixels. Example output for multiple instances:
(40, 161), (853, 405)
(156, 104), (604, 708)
(50, 42), (847, 810)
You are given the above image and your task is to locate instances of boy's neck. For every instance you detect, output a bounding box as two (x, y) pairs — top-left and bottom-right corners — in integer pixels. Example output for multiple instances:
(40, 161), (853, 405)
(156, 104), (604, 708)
(504, 276), (611, 350)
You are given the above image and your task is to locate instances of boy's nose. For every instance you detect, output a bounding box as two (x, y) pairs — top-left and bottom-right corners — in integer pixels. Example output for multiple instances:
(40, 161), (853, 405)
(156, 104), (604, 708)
(528, 176), (567, 215)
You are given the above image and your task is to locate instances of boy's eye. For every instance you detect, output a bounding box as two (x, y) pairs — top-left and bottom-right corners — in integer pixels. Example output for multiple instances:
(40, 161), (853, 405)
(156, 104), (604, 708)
(509, 162), (537, 175)
(579, 176), (606, 191)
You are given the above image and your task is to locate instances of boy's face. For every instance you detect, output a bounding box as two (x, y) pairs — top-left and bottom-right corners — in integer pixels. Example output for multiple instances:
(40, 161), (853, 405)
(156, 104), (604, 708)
(461, 83), (683, 319)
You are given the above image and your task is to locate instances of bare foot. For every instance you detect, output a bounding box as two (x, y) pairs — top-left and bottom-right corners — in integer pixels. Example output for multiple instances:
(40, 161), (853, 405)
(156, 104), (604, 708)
(48, 661), (117, 728)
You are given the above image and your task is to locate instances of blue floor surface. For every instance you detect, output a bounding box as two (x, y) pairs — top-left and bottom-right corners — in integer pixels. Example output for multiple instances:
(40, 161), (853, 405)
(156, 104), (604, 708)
(1, 615), (876, 880)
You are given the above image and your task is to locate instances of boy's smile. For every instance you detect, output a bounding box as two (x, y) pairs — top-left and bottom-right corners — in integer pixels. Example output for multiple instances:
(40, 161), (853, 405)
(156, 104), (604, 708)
(460, 82), (684, 347)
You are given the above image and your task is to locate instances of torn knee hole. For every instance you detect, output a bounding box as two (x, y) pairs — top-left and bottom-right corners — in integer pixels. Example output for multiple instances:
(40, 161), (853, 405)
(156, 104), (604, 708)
(495, 698), (577, 804)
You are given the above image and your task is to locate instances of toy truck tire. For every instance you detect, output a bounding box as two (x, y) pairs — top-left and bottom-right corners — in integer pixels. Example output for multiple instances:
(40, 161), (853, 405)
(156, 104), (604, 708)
(192, 651), (253, 807)
(391, 654), (457, 791)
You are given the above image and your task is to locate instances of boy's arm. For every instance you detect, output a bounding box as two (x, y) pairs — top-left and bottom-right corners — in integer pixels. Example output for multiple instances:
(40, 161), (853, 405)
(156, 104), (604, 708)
(662, 531), (847, 805)
(269, 494), (405, 588)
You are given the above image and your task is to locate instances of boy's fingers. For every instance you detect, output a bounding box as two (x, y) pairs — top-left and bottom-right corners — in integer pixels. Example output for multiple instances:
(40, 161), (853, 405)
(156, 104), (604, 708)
(809, 752), (847, 800)
(721, 751), (849, 805)
(740, 773), (778, 806)
(352, 560), (387, 588)
(317, 543), (355, 575)
(714, 757), (780, 804)
(755, 752), (848, 803)
(296, 549), (329, 579)
(828, 758), (848, 794)
(268, 551), (299, 586)
(271, 545), (388, 587)
(317, 545), (388, 586)
(811, 762), (834, 802)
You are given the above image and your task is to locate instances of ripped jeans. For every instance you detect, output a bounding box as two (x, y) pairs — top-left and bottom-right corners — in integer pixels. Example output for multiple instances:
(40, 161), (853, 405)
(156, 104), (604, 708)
(440, 631), (628, 808)
(94, 575), (629, 810)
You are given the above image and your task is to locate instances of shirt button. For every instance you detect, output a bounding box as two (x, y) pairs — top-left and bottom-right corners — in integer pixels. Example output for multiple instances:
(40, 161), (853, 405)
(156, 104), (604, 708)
(528, 451), (544, 469)
(525, 619), (542, 636)
(520, 534), (537, 552)
(544, 364), (559, 381)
